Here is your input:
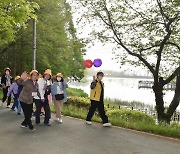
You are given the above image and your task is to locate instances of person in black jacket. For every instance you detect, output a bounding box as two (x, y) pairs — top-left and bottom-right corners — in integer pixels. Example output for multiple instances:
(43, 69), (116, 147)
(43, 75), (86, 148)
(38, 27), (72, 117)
(0, 68), (13, 108)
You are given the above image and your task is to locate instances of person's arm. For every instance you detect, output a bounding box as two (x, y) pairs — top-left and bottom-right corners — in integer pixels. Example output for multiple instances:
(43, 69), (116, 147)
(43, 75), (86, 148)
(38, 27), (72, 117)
(63, 82), (68, 89)
(38, 79), (45, 100)
(51, 83), (56, 95)
(17, 72), (28, 86)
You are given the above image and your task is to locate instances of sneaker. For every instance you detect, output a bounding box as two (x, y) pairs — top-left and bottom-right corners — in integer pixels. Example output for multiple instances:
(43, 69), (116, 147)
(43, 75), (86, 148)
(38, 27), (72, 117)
(21, 124), (28, 128)
(56, 118), (63, 123)
(31, 116), (35, 121)
(103, 123), (112, 127)
(17, 113), (21, 115)
(11, 108), (15, 111)
(0, 102), (3, 107)
(29, 127), (36, 131)
(86, 121), (92, 125)
(6, 105), (11, 108)
(44, 123), (51, 126)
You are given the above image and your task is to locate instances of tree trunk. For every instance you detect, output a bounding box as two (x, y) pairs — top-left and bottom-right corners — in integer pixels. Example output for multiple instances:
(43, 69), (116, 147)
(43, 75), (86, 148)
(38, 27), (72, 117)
(153, 78), (167, 123)
(166, 75), (180, 123)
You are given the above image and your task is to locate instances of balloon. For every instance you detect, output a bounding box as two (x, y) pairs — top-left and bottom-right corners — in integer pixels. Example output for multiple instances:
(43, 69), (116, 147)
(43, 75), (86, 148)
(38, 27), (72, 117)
(93, 59), (102, 67)
(84, 59), (93, 68)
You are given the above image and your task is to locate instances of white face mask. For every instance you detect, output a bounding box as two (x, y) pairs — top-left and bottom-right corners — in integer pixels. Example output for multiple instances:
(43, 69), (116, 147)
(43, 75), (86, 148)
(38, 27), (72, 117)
(57, 77), (62, 81)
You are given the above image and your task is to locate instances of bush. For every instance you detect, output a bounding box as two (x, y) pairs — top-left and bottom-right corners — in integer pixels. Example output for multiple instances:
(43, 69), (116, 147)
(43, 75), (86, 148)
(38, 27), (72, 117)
(107, 109), (155, 125)
(67, 88), (88, 97)
(65, 96), (90, 109)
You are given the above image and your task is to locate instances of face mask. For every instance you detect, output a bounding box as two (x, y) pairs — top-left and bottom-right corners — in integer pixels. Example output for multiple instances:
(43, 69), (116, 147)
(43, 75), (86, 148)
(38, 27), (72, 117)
(57, 77), (62, 81)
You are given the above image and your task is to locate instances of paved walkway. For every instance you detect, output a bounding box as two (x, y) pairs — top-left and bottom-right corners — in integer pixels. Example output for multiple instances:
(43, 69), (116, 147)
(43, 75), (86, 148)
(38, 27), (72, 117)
(0, 105), (180, 154)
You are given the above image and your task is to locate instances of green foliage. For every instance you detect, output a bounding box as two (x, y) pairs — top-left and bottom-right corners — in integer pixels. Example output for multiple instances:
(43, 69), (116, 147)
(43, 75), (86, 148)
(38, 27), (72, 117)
(66, 88), (88, 97)
(0, 0), (85, 79)
(107, 109), (155, 124)
(65, 96), (90, 109)
(0, 0), (39, 48)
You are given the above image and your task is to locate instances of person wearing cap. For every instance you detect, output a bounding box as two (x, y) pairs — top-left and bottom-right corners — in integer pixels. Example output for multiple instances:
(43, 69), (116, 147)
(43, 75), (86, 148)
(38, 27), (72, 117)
(0, 67), (13, 108)
(17, 70), (40, 131)
(7, 76), (21, 115)
(51, 73), (68, 123)
(34, 69), (52, 126)
(86, 72), (112, 127)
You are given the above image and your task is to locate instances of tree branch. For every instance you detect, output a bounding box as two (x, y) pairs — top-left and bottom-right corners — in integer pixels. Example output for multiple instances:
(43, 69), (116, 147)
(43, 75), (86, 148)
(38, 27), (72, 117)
(101, 0), (155, 74)
(163, 66), (180, 85)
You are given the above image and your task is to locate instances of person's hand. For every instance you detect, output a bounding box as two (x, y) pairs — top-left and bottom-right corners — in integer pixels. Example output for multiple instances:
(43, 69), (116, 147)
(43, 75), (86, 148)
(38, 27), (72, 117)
(21, 71), (28, 80)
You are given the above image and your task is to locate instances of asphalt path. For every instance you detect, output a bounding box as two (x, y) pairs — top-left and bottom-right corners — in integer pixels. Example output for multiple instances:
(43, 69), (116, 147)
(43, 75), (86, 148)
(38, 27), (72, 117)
(0, 105), (180, 154)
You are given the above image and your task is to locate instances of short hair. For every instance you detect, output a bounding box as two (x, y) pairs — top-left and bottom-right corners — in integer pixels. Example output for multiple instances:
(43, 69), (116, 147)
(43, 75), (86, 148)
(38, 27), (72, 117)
(97, 72), (104, 76)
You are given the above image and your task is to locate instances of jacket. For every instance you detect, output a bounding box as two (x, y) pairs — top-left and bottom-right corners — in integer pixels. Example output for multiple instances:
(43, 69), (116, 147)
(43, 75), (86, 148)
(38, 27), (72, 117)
(17, 78), (40, 104)
(34, 78), (52, 100)
(7, 82), (19, 98)
(51, 81), (68, 103)
(90, 79), (104, 101)
(1, 74), (13, 87)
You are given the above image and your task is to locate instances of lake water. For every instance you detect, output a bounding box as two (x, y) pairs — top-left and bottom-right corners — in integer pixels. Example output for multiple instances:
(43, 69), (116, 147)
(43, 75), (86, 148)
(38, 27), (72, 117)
(69, 77), (180, 110)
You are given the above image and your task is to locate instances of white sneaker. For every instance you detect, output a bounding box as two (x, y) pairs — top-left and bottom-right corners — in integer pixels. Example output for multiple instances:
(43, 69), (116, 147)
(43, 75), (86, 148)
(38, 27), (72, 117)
(86, 121), (92, 125)
(103, 123), (112, 127)
(0, 102), (3, 107)
(59, 118), (63, 123)
(56, 118), (62, 123)
(6, 105), (11, 108)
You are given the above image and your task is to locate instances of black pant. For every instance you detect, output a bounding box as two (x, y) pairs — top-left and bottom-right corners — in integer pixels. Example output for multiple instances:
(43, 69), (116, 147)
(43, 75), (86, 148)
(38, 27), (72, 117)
(20, 102), (33, 129)
(34, 99), (50, 124)
(2, 87), (11, 106)
(86, 100), (109, 124)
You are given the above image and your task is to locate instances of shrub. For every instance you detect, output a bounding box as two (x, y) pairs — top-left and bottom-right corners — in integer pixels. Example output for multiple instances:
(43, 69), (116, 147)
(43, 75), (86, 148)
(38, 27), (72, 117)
(67, 88), (88, 97)
(65, 96), (90, 109)
(107, 109), (155, 124)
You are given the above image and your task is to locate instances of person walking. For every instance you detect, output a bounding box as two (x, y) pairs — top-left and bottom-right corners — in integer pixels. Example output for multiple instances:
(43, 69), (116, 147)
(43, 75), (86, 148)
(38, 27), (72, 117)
(51, 73), (68, 123)
(7, 76), (21, 115)
(17, 70), (39, 131)
(86, 72), (111, 127)
(0, 68), (13, 108)
(34, 69), (52, 126)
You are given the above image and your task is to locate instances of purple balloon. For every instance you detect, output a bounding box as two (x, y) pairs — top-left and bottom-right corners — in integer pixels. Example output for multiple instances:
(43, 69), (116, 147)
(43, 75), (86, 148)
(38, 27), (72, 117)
(93, 59), (102, 67)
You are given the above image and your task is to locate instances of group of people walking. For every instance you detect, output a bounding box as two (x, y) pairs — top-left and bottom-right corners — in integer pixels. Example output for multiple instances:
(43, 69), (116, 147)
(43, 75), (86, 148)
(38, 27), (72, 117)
(0, 68), (68, 131)
(0, 68), (111, 131)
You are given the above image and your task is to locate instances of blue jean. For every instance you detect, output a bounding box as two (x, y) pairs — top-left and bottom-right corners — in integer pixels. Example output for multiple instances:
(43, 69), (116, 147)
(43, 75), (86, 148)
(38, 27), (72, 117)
(12, 98), (21, 113)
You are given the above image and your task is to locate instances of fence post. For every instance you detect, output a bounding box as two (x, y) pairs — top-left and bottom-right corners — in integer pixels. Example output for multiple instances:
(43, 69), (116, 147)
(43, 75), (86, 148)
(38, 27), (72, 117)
(119, 106), (120, 109)
(131, 106), (133, 110)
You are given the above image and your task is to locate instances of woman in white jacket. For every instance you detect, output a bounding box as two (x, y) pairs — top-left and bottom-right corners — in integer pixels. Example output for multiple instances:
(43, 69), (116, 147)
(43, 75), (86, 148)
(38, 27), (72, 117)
(34, 69), (52, 126)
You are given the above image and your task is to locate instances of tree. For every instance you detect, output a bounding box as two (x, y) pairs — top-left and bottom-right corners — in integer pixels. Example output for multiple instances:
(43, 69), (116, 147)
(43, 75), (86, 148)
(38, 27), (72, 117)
(0, 0), (39, 49)
(0, 0), (85, 80)
(72, 0), (180, 123)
